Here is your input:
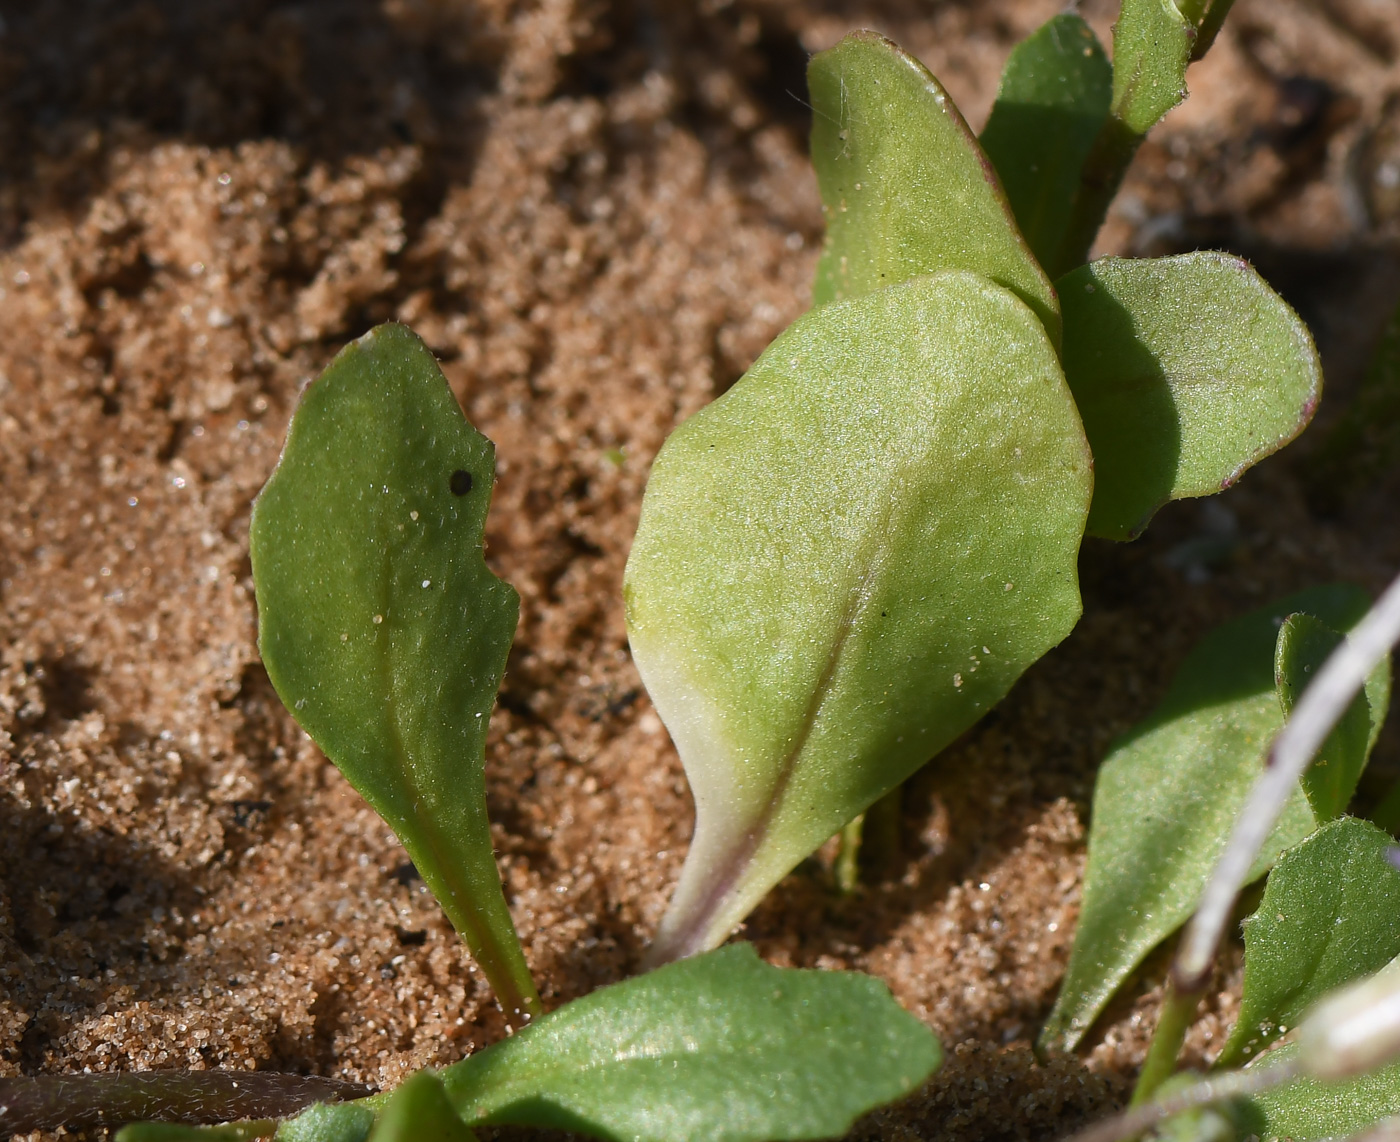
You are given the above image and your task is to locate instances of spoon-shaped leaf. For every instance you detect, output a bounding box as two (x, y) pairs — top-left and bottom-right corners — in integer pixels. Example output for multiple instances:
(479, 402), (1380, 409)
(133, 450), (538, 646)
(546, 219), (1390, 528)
(808, 31), (1060, 345)
(367, 1073), (476, 1142)
(438, 943), (940, 1142)
(979, 14), (1112, 281)
(1039, 585), (1387, 1054)
(249, 323), (539, 1021)
(1276, 614), (1378, 821)
(1218, 817), (1400, 1068)
(1058, 252), (1321, 540)
(626, 270), (1091, 964)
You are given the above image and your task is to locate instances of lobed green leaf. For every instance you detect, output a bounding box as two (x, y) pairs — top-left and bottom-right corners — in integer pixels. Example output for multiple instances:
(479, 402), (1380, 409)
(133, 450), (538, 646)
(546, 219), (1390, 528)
(979, 14), (1112, 280)
(366, 1073), (476, 1142)
(626, 272), (1091, 962)
(1039, 585), (1385, 1054)
(807, 31), (1060, 344)
(249, 323), (537, 1019)
(1275, 614), (1378, 821)
(1218, 818), (1400, 1068)
(439, 944), (940, 1142)
(1058, 252), (1321, 540)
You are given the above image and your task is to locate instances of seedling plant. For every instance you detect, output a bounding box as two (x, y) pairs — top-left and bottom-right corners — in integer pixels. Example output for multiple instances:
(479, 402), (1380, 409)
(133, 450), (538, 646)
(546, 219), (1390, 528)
(8, 1), (1400, 1140)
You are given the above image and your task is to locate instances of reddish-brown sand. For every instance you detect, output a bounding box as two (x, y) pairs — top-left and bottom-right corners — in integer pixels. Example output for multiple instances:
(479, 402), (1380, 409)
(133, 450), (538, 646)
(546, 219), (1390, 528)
(3, 1), (1400, 1139)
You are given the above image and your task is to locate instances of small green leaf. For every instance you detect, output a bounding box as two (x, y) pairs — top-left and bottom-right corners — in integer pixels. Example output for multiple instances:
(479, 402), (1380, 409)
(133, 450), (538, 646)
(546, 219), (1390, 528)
(1276, 614), (1378, 821)
(626, 272), (1091, 962)
(1111, 0), (1194, 137)
(117, 1125), (276, 1142)
(1039, 585), (1382, 1054)
(1058, 252), (1321, 540)
(1237, 1034), (1400, 1141)
(1218, 818), (1400, 1068)
(979, 14), (1112, 280)
(277, 1103), (375, 1142)
(367, 1073), (475, 1142)
(808, 31), (1060, 344)
(439, 944), (940, 1142)
(249, 323), (538, 1020)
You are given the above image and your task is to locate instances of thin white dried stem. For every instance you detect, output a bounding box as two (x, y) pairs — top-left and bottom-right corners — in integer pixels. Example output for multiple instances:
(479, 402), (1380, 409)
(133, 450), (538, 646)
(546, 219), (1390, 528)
(1065, 1058), (1300, 1142)
(1175, 570), (1400, 990)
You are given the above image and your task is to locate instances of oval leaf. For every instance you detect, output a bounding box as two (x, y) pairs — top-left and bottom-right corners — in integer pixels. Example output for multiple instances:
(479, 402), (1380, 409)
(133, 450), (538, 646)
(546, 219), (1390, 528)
(1218, 817), (1400, 1068)
(249, 323), (538, 1019)
(439, 944), (940, 1142)
(1058, 252), (1321, 540)
(1039, 585), (1380, 1054)
(1276, 614), (1383, 822)
(626, 271), (1090, 963)
(808, 31), (1060, 344)
(979, 13), (1112, 280)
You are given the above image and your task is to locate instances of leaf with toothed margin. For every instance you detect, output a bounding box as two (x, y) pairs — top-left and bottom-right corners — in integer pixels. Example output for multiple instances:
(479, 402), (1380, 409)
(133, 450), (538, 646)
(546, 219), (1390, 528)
(249, 323), (538, 1021)
(626, 270), (1090, 965)
(979, 13), (1112, 280)
(437, 944), (941, 1142)
(807, 30), (1060, 346)
(1039, 585), (1389, 1055)
(1218, 818), (1400, 1069)
(1057, 252), (1321, 541)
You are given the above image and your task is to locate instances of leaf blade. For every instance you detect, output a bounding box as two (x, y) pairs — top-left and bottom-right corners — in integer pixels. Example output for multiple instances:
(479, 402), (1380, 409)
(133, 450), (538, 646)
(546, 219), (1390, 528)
(626, 271), (1090, 962)
(808, 31), (1060, 345)
(979, 14), (1112, 280)
(249, 323), (537, 1018)
(1039, 585), (1378, 1054)
(1219, 817), (1400, 1068)
(1058, 252), (1321, 540)
(366, 1073), (476, 1142)
(440, 944), (940, 1142)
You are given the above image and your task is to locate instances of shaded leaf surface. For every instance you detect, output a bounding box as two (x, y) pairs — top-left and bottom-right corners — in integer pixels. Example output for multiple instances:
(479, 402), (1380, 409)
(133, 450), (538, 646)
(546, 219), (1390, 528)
(1039, 585), (1380, 1053)
(1058, 252), (1321, 540)
(808, 31), (1059, 343)
(249, 323), (536, 1017)
(626, 272), (1090, 962)
(1239, 1038), (1400, 1141)
(1276, 614), (1377, 821)
(979, 14), (1112, 280)
(367, 1073), (476, 1142)
(440, 944), (940, 1142)
(1219, 818), (1400, 1067)
(117, 1126), (275, 1142)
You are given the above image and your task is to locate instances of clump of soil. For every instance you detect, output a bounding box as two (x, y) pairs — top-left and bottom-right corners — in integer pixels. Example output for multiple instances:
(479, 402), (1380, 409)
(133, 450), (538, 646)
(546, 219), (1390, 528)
(2, 1), (1400, 1139)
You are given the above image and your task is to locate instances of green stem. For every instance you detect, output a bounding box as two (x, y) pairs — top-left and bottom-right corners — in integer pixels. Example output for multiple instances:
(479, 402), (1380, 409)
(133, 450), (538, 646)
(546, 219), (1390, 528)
(1052, 114), (1143, 278)
(836, 814), (864, 894)
(0, 1072), (367, 1134)
(1191, 0), (1237, 61)
(1131, 981), (1204, 1107)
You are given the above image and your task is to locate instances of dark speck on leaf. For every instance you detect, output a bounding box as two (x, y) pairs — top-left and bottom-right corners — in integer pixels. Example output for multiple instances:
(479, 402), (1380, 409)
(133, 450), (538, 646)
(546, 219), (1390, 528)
(450, 469), (473, 496)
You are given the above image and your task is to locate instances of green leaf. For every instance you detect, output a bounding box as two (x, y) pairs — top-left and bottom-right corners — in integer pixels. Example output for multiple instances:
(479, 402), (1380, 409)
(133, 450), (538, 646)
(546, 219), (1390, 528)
(1217, 818), (1400, 1068)
(1111, 0), (1194, 137)
(117, 1125), (276, 1142)
(979, 14), (1112, 280)
(440, 944), (940, 1142)
(1039, 585), (1381, 1054)
(1276, 614), (1379, 821)
(277, 1103), (375, 1142)
(1237, 1035), (1400, 1141)
(626, 271), (1090, 963)
(807, 31), (1060, 345)
(1058, 252), (1321, 540)
(367, 1073), (475, 1142)
(249, 323), (538, 1020)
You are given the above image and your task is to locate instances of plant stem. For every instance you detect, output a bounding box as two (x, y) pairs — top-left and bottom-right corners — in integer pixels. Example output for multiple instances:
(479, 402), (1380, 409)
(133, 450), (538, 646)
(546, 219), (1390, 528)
(1191, 0), (1238, 61)
(0, 1071), (370, 1135)
(1052, 114), (1142, 278)
(1130, 980), (1204, 1106)
(836, 814), (864, 894)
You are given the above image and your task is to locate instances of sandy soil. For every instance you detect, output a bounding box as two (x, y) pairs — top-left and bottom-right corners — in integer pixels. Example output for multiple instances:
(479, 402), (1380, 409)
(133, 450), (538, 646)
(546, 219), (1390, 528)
(3, 1), (1400, 1139)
